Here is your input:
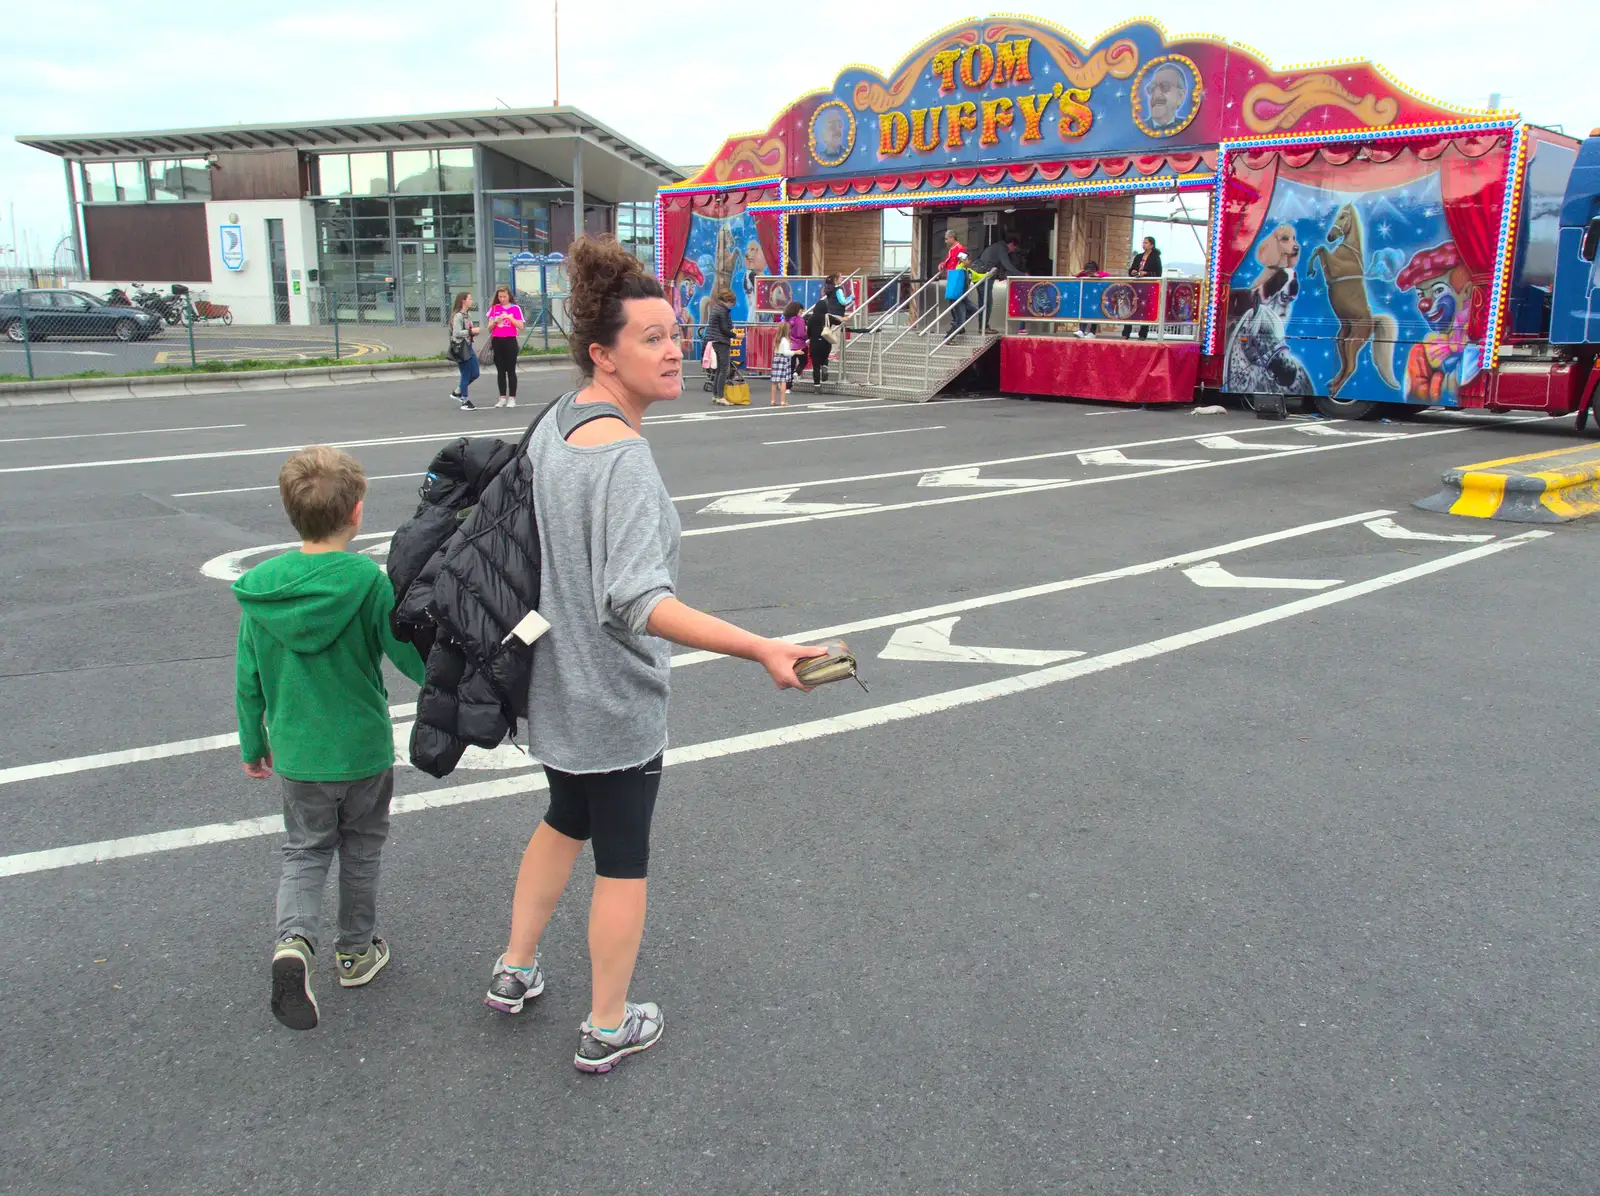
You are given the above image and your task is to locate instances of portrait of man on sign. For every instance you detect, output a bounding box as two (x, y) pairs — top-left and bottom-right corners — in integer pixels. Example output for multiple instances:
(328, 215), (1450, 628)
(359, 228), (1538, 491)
(810, 101), (855, 165)
(1132, 56), (1201, 136)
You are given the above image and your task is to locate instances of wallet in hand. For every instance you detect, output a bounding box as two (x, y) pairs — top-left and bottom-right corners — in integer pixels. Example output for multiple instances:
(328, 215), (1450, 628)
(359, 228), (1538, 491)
(795, 640), (869, 692)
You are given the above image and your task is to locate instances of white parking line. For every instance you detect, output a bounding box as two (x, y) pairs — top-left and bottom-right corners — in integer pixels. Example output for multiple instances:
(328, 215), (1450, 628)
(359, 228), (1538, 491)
(0, 423), (245, 445)
(0, 529), (1548, 879)
(174, 471), (421, 499)
(4, 509), (1395, 787)
(762, 427), (947, 446)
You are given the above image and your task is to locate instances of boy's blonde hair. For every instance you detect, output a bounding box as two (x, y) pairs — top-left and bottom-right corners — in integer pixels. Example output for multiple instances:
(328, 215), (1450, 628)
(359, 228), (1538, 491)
(278, 445), (367, 542)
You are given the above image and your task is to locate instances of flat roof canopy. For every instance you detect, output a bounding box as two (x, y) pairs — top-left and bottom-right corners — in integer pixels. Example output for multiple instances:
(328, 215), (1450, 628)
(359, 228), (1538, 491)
(17, 106), (682, 203)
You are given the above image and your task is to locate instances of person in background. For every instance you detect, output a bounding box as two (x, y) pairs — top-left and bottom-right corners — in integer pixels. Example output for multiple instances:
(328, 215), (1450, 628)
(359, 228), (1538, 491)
(481, 235), (824, 1073)
(486, 285), (525, 409)
(1076, 260), (1109, 338)
(769, 300), (805, 406)
(939, 229), (972, 335)
(806, 274), (848, 386)
(707, 286), (735, 405)
(447, 292), (480, 411)
(974, 234), (1022, 333)
(1123, 237), (1163, 340)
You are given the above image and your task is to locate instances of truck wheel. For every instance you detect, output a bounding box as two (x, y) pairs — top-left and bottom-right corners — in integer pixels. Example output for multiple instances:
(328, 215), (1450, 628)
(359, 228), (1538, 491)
(1313, 394), (1379, 421)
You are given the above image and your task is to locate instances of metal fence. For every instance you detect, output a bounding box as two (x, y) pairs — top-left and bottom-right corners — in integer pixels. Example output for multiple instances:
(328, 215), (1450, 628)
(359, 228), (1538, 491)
(1, 284), (570, 382)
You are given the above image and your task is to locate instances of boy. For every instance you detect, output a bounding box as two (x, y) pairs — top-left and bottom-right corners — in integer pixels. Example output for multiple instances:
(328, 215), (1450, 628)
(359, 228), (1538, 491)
(235, 445), (427, 1030)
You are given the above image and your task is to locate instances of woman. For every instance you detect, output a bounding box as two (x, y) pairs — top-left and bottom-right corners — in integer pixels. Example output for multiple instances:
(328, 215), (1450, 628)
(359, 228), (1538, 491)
(768, 300), (805, 407)
(706, 285), (735, 405)
(482, 235), (823, 1073)
(447, 291), (480, 411)
(807, 272), (848, 386)
(1123, 237), (1163, 341)
(486, 284), (526, 408)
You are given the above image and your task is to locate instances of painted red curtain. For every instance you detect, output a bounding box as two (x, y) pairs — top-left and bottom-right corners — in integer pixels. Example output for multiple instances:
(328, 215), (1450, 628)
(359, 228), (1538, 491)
(1209, 154), (1280, 349)
(1438, 138), (1510, 341)
(659, 201), (692, 284)
(753, 212), (783, 277)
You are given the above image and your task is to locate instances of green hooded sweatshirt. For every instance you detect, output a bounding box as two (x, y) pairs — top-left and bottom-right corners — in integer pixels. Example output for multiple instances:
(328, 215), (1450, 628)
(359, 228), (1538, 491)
(234, 550), (427, 783)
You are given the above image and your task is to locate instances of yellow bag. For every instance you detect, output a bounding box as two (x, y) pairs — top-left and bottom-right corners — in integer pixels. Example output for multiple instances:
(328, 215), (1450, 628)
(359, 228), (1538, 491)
(723, 379), (751, 406)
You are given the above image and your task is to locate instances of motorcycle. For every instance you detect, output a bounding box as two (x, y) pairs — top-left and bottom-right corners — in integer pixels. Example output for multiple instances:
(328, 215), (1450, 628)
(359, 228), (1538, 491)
(132, 282), (183, 326)
(104, 287), (134, 307)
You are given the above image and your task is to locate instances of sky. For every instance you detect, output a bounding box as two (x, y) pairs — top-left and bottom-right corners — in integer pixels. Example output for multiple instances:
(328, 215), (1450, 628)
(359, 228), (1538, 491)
(2, 0), (1595, 267)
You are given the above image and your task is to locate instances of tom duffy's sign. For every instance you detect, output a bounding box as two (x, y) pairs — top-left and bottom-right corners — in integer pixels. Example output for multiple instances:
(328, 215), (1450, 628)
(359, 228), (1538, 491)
(872, 38), (1130, 158)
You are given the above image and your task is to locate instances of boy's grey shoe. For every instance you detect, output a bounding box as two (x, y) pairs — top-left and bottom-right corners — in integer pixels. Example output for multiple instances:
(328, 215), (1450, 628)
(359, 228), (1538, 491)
(484, 952), (545, 1014)
(336, 936), (390, 988)
(271, 936), (319, 1031)
(575, 1001), (663, 1073)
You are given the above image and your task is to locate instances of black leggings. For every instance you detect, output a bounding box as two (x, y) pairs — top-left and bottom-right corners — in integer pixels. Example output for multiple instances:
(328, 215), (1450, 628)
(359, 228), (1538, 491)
(491, 336), (519, 397)
(542, 755), (662, 879)
(809, 336), (832, 383)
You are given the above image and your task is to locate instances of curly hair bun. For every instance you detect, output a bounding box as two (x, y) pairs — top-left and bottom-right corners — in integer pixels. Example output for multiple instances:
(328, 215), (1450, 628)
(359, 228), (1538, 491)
(567, 235), (664, 375)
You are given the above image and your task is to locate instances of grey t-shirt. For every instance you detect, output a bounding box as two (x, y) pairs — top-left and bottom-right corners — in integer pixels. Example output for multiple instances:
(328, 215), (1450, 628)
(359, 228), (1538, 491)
(525, 392), (681, 774)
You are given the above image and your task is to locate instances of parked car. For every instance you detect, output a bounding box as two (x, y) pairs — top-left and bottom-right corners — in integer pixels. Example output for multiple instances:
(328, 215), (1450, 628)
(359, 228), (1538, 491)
(0, 289), (164, 343)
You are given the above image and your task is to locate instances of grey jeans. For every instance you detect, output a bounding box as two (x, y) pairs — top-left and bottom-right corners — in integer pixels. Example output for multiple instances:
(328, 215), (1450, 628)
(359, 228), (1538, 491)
(275, 769), (393, 955)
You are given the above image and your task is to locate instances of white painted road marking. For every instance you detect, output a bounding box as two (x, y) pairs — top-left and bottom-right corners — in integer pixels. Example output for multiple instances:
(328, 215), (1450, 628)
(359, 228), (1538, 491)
(0, 530), (1550, 879)
(1198, 435), (1301, 452)
(917, 466), (1067, 488)
(0, 423), (245, 446)
(879, 616), (1083, 666)
(762, 426), (946, 447)
(16, 510), (1397, 785)
(1183, 561), (1341, 590)
(1076, 448), (1207, 468)
(1297, 424), (1407, 439)
(174, 471), (422, 499)
(1364, 517), (1493, 543)
(697, 488), (878, 517)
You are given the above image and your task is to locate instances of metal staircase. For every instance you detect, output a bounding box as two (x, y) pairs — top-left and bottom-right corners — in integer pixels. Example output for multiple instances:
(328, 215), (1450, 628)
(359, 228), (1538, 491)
(818, 274), (1000, 403)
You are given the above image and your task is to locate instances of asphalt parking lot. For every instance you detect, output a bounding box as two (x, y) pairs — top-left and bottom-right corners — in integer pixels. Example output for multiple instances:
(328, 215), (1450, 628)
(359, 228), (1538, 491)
(2, 375), (1597, 1194)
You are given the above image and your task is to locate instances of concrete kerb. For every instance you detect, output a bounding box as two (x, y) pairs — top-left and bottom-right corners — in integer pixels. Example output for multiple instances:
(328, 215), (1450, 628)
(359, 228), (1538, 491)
(1417, 444), (1600, 522)
(0, 357), (570, 408)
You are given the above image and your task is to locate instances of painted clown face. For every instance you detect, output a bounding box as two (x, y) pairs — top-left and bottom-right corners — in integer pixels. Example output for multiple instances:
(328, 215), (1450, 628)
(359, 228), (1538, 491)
(1415, 272), (1467, 332)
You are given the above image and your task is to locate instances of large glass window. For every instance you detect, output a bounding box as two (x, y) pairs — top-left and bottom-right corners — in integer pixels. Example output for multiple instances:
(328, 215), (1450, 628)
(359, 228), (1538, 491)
(316, 154), (352, 196)
(183, 159), (212, 200)
(114, 161), (147, 202)
(439, 148), (474, 192)
(315, 191), (478, 326)
(82, 162), (116, 203)
(150, 160), (184, 202)
(392, 151), (436, 194)
(349, 153), (389, 196)
(617, 201), (655, 274)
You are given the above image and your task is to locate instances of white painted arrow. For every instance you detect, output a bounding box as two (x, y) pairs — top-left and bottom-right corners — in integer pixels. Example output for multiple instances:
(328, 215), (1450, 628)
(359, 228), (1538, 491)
(698, 487), (877, 516)
(1296, 423), (1405, 439)
(1364, 517), (1492, 543)
(1077, 448), (1207, 468)
(1197, 435), (1301, 452)
(917, 467), (1064, 488)
(1183, 561), (1340, 590)
(879, 616), (1083, 666)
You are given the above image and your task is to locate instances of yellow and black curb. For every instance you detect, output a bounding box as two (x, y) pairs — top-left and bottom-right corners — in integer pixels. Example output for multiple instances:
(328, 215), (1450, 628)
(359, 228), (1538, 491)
(1417, 444), (1600, 523)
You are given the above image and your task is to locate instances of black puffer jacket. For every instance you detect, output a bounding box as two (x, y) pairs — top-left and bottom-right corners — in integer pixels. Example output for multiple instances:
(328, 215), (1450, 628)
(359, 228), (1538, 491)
(389, 404), (555, 777)
(388, 436), (520, 660)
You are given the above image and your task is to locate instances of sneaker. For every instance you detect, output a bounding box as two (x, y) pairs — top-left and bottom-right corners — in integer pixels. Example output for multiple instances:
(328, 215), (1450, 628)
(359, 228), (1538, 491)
(484, 953), (545, 1014)
(575, 1001), (664, 1073)
(448, 389), (463, 401)
(494, 396), (508, 408)
(459, 398), (476, 411)
(505, 398), (517, 408)
(336, 937), (390, 988)
(271, 936), (318, 1031)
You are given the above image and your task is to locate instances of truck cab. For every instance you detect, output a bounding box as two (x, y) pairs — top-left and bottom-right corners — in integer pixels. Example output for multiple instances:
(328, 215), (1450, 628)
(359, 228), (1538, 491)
(1549, 132), (1600, 346)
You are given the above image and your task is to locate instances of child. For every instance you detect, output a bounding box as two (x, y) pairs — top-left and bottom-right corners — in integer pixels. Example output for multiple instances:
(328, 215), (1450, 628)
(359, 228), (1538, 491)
(235, 445), (428, 1030)
(769, 301), (805, 406)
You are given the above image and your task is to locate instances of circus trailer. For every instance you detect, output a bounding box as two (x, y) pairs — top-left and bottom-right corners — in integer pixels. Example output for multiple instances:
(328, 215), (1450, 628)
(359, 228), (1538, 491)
(658, 15), (1600, 424)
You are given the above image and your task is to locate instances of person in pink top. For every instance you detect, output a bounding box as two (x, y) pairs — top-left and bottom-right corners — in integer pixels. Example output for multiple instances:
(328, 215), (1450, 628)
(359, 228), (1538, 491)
(486, 285), (526, 408)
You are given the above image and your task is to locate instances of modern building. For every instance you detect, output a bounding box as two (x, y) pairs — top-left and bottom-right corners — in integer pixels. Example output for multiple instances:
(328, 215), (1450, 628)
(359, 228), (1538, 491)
(17, 107), (682, 325)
